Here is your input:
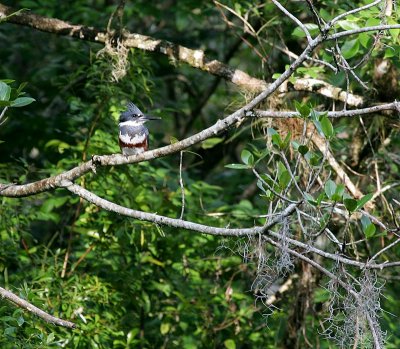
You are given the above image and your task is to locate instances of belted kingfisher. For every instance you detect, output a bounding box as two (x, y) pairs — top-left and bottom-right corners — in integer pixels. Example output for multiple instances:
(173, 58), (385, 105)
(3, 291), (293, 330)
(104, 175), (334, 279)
(118, 102), (160, 156)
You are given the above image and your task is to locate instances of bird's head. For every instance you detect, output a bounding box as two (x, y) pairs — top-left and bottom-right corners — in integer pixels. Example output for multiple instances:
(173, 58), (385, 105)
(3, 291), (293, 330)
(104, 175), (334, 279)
(119, 102), (160, 126)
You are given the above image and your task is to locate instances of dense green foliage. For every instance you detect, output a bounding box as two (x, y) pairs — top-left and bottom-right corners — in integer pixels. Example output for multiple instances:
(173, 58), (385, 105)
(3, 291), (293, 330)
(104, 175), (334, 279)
(1, 1), (400, 348)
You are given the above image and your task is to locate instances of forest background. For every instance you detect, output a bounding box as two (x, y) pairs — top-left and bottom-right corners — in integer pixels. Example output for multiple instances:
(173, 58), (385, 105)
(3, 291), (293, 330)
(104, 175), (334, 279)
(0, 1), (400, 348)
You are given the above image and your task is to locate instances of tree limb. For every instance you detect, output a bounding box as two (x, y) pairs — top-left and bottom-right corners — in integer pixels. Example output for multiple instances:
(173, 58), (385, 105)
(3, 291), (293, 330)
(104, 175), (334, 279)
(0, 286), (76, 329)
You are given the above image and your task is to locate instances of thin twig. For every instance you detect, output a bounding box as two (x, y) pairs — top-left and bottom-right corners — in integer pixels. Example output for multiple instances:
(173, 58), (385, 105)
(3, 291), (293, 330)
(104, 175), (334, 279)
(271, 0), (312, 43)
(179, 151), (185, 219)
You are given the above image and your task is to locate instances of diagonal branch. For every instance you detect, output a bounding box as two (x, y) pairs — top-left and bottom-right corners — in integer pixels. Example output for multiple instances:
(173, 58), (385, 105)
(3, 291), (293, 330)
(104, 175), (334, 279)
(0, 286), (76, 329)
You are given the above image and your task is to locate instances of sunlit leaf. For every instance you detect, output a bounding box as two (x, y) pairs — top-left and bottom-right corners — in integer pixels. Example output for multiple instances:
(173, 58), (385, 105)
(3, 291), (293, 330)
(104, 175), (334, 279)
(10, 97), (35, 107)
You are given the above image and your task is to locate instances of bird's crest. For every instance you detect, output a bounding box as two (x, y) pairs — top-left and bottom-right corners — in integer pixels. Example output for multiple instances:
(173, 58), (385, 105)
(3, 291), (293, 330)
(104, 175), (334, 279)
(126, 102), (143, 116)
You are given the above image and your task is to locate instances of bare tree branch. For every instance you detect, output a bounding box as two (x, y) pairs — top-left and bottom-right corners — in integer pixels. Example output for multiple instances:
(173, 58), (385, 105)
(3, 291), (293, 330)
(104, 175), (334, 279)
(328, 0), (383, 26)
(62, 180), (299, 237)
(329, 24), (400, 40)
(254, 101), (400, 118)
(0, 286), (76, 329)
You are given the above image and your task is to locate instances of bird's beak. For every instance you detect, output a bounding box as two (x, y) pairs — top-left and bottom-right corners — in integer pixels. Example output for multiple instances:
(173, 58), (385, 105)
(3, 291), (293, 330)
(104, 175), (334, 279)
(141, 115), (161, 121)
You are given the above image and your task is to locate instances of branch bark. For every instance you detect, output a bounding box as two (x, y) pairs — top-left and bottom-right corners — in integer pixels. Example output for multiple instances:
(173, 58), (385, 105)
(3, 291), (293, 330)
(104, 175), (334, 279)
(0, 286), (76, 329)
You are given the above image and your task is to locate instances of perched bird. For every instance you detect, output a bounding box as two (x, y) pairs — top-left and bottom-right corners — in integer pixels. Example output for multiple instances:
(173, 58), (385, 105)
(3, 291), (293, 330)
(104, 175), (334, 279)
(118, 102), (160, 156)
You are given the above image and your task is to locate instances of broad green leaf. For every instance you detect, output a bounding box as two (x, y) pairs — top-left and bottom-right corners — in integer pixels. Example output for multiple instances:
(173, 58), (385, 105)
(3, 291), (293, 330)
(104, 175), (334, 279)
(341, 39), (360, 59)
(298, 145), (309, 155)
(324, 180), (336, 199)
(332, 184), (345, 201)
(271, 133), (282, 148)
(358, 33), (370, 48)
(16, 316), (24, 327)
(365, 18), (381, 27)
(344, 198), (357, 212)
(320, 116), (334, 138)
(170, 136), (179, 144)
(225, 163), (251, 170)
(201, 137), (223, 149)
(45, 139), (70, 153)
(384, 48), (396, 58)
(337, 20), (360, 31)
(364, 223), (376, 239)
(254, 148), (270, 164)
(46, 333), (55, 344)
(224, 339), (236, 349)
(292, 23), (319, 38)
(294, 101), (310, 118)
(241, 149), (254, 166)
(279, 170), (291, 189)
(160, 322), (170, 335)
(388, 19), (400, 41)
(361, 214), (371, 229)
(0, 81), (11, 101)
(356, 193), (373, 210)
(304, 192), (318, 206)
(317, 192), (326, 206)
(10, 97), (35, 107)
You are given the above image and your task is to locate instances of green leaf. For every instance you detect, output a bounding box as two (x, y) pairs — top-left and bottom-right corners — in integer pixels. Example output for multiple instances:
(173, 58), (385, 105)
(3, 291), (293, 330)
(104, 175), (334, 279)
(337, 20), (360, 31)
(332, 184), (345, 201)
(160, 322), (170, 335)
(279, 170), (291, 189)
(298, 145), (309, 155)
(341, 39), (360, 59)
(46, 332), (55, 344)
(359, 33), (370, 48)
(254, 148), (270, 164)
(292, 23), (319, 38)
(344, 198), (357, 212)
(16, 316), (24, 327)
(388, 18), (400, 41)
(324, 180), (336, 199)
(201, 137), (224, 149)
(170, 136), (179, 144)
(320, 115), (334, 138)
(316, 192), (326, 206)
(294, 101), (310, 118)
(364, 223), (376, 239)
(225, 163), (251, 170)
(224, 339), (236, 349)
(241, 149), (254, 166)
(0, 100), (11, 107)
(10, 97), (35, 107)
(356, 193), (373, 210)
(304, 192), (318, 206)
(282, 132), (291, 150)
(271, 133), (282, 148)
(16, 81), (28, 95)
(365, 18), (380, 27)
(0, 82), (11, 101)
